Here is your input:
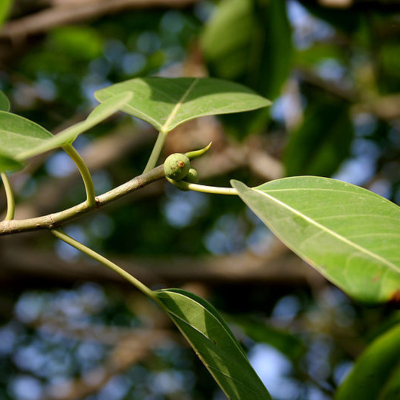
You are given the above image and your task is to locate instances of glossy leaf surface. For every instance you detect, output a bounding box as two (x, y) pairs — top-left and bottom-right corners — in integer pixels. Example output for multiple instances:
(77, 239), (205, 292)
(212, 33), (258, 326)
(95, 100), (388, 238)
(154, 288), (272, 400)
(0, 93), (132, 161)
(94, 77), (270, 133)
(0, 90), (10, 111)
(232, 177), (400, 303)
(335, 323), (400, 400)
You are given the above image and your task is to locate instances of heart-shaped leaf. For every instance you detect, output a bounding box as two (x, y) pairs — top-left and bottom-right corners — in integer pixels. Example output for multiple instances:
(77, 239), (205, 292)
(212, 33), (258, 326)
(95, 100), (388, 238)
(0, 93), (132, 162)
(95, 77), (271, 133)
(232, 177), (400, 304)
(154, 288), (272, 400)
(0, 90), (10, 111)
(335, 323), (400, 400)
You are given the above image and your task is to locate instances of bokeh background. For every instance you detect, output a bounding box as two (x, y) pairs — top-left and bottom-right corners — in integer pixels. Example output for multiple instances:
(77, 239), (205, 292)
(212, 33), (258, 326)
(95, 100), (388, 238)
(1, 0), (400, 399)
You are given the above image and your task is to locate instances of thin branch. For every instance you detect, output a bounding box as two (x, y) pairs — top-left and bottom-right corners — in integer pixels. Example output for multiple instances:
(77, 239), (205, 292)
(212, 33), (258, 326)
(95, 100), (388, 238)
(1, 0), (199, 39)
(0, 165), (165, 235)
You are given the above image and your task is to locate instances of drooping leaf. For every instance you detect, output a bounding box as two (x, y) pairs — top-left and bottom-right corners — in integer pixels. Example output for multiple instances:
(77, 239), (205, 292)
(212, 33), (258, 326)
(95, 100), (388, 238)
(154, 288), (272, 400)
(284, 101), (353, 177)
(201, 0), (292, 137)
(94, 77), (271, 133)
(0, 93), (132, 161)
(0, 90), (10, 112)
(232, 177), (400, 304)
(335, 323), (400, 400)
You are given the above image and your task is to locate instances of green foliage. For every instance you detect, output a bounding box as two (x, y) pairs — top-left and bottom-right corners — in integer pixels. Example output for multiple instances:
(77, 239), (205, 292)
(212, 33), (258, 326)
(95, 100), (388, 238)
(232, 177), (400, 303)
(0, 0), (11, 29)
(284, 101), (354, 176)
(50, 26), (103, 61)
(0, 90), (10, 112)
(201, 0), (292, 136)
(95, 77), (271, 133)
(336, 323), (400, 400)
(0, 93), (132, 168)
(154, 288), (272, 400)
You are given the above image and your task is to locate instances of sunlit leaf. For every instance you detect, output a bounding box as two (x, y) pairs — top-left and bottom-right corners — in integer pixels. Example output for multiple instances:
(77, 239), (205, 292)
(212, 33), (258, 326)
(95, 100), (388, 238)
(95, 77), (271, 133)
(0, 93), (132, 161)
(232, 177), (400, 303)
(0, 90), (10, 112)
(154, 288), (272, 400)
(336, 323), (400, 400)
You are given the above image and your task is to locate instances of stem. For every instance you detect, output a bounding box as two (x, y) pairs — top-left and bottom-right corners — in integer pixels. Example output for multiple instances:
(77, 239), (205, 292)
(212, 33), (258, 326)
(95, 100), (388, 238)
(62, 144), (96, 207)
(143, 131), (167, 173)
(0, 165), (165, 235)
(166, 177), (238, 196)
(1, 172), (15, 221)
(51, 228), (156, 300)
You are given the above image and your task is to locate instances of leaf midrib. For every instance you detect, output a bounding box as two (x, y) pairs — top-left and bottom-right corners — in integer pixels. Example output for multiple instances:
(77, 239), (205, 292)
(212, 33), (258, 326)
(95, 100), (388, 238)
(256, 188), (400, 274)
(160, 78), (199, 132)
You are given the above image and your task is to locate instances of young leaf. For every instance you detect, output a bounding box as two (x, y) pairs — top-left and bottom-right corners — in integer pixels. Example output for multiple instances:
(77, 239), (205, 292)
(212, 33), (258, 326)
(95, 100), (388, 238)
(0, 93), (132, 161)
(154, 288), (272, 400)
(0, 90), (10, 111)
(0, 112), (53, 160)
(94, 77), (271, 133)
(232, 177), (400, 304)
(335, 323), (400, 400)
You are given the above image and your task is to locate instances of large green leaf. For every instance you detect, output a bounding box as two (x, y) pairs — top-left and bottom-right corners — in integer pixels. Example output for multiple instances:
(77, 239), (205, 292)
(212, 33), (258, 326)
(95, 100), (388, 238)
(335, 323), (400, 400)
(94, 77), (271, 133)
(0, 93), (132, 161)
(232, 177), (400, 304)
(154, 288), (272, 400)
(0, 90), (10, 112)
(284, 101), (353, 177)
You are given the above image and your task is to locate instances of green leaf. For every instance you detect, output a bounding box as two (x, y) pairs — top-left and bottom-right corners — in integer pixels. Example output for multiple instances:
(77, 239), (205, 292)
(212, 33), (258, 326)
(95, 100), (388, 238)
(154, 288), (272, 400)
(201, 0), (291, 137)
(50, 26), (103, 61)
(335, 323), (400, 400)
(0, 90), (10, 111)
(284, 101), (353, 177)
(0, 112), (53, 160)
(0, 93), (132, 161)
(0, 152), (23, 173)
(232, 177), (400, 304)
(94, 77), (271, 133)
(0, 0), (11, 29)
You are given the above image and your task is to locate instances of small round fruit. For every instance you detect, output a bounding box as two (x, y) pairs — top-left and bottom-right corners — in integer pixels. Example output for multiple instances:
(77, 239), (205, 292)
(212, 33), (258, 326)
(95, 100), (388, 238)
(164, 153), (191, 180)
(184, 167), (199, 183)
